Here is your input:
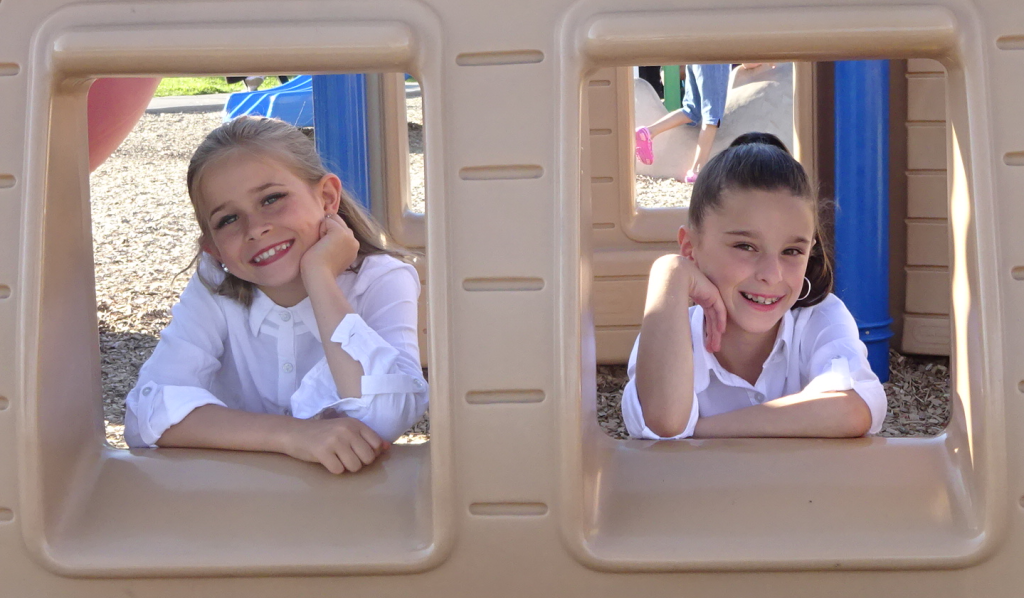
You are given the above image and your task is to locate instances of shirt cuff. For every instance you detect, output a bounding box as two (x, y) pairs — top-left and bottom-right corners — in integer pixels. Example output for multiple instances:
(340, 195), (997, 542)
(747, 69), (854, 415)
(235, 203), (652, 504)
(290, 314), (427, 420)
(126, 382), (227, 447)
(802, 357), (855, 395)
(804, 357), (886, 435)
(852, 378), (887, 435)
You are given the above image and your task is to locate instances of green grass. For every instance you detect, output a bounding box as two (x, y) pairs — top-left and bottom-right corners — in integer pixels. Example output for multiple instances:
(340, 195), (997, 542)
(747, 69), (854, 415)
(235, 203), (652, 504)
(154, 76), (287, 97)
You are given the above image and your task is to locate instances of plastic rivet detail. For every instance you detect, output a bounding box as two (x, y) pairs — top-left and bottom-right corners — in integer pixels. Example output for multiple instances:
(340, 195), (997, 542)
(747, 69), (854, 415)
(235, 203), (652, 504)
(0, 174), (14, 189)
(0, 509), (12, 523)
(0, 396), (7, 410)
(0, 64), (19, 77)
(0, 286), (9, 299)
(1020, 495), (1024, 509)
(1018, 381), (1024, 394)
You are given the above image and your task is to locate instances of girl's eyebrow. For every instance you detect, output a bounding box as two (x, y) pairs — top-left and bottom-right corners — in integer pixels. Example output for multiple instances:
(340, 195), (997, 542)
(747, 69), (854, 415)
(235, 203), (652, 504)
(247, 181), (280, 194)
(724, 230), (812, 245)
(723, 229), (758, 238)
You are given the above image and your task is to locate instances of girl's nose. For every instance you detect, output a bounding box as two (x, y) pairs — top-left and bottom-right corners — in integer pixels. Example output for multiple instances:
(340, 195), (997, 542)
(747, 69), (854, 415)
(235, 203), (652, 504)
(756, 254), (784, 284)
(245, 216), (272, 240)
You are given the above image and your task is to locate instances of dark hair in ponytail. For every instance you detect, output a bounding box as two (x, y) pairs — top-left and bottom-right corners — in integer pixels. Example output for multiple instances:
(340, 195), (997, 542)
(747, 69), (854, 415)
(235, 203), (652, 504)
(688, 132), (833, 308)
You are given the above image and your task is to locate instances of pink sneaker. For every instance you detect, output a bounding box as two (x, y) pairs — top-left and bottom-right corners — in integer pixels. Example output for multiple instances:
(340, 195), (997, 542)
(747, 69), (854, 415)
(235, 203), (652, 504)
(635, 127), (654, 165)
(683, 170), (698, 183)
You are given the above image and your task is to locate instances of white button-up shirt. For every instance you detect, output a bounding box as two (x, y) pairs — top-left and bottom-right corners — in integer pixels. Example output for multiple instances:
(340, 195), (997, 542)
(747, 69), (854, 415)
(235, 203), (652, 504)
(124, 254), (428, 447)
(621, 294), (887, 439)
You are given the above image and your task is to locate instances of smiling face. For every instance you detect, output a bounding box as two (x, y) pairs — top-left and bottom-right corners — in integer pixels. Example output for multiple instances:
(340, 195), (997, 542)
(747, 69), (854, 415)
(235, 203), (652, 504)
(682, 187), (816, 342)
(197, 151), (340, 306)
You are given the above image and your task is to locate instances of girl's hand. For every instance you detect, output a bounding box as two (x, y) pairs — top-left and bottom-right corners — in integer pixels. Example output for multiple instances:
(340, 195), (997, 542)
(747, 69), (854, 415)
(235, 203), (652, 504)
(300, 213), (361, 283)
(278, 415), (390, 474)
(647, 254), (726, 353)
(685, 261), (727, 353)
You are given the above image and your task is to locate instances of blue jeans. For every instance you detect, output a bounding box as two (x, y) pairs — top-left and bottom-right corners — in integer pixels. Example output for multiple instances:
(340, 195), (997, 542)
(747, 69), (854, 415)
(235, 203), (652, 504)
(679, 64), (730, 127)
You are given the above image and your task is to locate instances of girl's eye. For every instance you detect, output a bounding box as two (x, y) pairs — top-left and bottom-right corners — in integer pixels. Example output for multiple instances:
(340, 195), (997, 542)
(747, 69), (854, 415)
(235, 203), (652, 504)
(783, 247), (805, 256)
(734, 243), (755, 252)
(215, 214), (237, 229)
(262, 192), (286, 206)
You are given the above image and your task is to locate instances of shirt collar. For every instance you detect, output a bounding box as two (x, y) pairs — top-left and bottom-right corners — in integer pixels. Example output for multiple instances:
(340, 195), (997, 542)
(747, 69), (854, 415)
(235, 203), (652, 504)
(247, 290), (322, 341)
(692, 304), (797, 389)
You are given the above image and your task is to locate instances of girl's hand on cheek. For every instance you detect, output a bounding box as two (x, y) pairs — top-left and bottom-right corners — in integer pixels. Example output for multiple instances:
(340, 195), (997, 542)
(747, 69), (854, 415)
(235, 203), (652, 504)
(685, 264), (727, 353)
(300, 213), (361, 283)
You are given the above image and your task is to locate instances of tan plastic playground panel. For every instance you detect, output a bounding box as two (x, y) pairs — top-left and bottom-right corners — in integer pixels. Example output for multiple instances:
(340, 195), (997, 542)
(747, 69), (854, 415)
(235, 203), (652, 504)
(903, 58), (954, 355)
(368, 72), (430, 364)
(1, 0), (1022, 595)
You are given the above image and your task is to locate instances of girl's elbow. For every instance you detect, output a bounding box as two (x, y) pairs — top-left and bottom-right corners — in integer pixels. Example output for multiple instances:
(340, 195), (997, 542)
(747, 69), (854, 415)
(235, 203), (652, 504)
(840, 397), (873, 437)
(646, 414), (690, 439)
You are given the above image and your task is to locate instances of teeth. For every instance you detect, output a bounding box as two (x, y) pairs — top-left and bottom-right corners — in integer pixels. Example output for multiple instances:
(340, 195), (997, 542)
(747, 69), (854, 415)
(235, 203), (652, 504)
(742, 292), (780, 305)
(253, 241), (292, 263)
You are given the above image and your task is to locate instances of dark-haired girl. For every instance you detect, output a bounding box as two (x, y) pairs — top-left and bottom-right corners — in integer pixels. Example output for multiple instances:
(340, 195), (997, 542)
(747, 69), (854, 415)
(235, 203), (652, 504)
(621, 132), (885, 439)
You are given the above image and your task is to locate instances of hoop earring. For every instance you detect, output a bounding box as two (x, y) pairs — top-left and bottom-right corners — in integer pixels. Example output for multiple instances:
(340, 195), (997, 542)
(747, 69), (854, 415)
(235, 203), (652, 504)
(798, 277), (811, 301)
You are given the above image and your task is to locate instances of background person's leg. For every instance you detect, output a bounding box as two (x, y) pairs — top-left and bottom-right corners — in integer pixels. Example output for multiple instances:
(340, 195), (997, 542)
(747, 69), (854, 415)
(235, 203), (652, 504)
(688, 64), (730, 176)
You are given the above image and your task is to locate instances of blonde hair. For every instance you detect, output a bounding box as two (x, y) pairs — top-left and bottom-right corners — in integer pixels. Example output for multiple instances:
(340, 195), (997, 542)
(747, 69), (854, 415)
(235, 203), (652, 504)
(185, 116), (410, 306)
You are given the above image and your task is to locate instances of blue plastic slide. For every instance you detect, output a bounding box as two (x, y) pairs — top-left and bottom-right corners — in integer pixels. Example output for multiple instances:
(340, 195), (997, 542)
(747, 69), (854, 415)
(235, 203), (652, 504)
(223, 75), (313, 127)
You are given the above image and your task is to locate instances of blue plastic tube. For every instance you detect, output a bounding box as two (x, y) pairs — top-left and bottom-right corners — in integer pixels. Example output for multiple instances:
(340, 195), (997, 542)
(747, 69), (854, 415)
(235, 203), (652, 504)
(833, 60), (894, 382)
(312, 74), (371, 208)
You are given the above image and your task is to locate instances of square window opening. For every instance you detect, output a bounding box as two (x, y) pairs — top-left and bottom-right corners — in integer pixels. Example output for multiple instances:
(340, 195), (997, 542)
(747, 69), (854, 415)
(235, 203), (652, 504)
(89, 73), (433, 450)
(586, 59), (953, 441)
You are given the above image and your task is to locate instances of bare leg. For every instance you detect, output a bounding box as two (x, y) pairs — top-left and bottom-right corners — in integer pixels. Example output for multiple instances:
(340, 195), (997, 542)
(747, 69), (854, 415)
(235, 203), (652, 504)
(690, 123), (719, 174)
(646, 109), (694, 138)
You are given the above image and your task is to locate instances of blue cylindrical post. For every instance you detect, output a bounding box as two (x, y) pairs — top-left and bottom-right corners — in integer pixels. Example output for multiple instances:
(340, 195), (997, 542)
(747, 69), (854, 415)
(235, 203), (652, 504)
(833, 60), (893, 382)
(311, 74), (370, 208)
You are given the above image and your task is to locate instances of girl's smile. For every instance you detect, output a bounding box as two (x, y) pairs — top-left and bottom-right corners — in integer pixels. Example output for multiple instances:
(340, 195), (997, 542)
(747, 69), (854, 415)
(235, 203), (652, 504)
(251, 240), (295, 266)
(682, 187), (815, 345)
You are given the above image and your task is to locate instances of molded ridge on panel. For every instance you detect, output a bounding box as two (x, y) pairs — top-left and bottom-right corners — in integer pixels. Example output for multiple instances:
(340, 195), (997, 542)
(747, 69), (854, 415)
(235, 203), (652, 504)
(455, 50), (543, 66)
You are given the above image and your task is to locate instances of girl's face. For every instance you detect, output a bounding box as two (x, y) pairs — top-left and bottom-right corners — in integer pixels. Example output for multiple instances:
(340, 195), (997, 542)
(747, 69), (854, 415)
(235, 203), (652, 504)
(198, 151), (341, 305)
(682, 187), (815, 339)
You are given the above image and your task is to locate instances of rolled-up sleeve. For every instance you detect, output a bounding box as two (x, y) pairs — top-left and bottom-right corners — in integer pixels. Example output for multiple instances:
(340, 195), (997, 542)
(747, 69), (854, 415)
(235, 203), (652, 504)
(803, 299), (887, 435)
(620, 334), (700, 440)
(290, 263), (428, 442)
(124, 276), (229, 448)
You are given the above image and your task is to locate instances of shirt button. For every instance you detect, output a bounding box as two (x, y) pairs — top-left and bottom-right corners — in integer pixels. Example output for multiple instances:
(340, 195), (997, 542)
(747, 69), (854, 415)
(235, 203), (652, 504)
(280, 312), (291, 322)
(414, 379), (425, 390)
(283, 363), (294, 373)
(142, 387), (152, 396)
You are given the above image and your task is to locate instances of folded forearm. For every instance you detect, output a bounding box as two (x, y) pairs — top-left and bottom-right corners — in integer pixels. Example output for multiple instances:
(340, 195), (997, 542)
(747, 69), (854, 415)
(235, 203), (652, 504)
(156, 404), (296, 452)
(692, 390), (873, 438)
(635, 257), (696, 438)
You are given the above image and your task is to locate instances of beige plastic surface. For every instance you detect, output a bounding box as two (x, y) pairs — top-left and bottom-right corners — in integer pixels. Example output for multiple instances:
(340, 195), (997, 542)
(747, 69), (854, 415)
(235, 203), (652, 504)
(903, 58), (953, 355)
(367, 72), (430, 364)
(1, 0), (1021, 595)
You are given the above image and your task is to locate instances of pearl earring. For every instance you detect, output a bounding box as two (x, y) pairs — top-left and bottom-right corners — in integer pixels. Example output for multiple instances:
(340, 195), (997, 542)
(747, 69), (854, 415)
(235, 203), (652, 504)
(221, 263), (230, 274)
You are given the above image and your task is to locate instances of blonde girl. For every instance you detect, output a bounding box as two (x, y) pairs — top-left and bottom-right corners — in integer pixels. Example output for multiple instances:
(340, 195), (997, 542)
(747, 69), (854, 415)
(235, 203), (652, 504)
(125, 116), (427, 473)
